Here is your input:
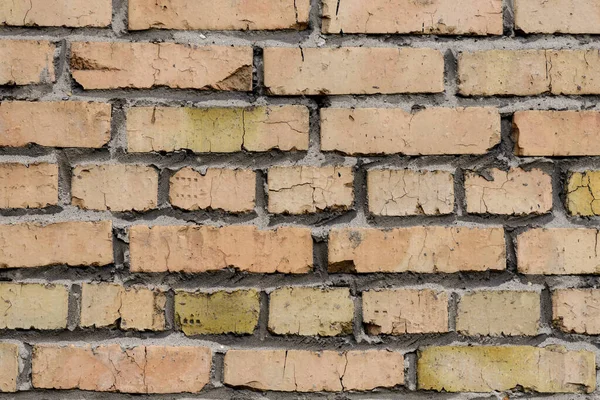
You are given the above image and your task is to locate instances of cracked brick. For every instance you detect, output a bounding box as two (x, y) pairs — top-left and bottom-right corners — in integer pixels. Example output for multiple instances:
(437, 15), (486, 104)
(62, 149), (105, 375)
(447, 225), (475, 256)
(0, 0), (111, 27)
(0, 282), (68, 330)
(553, 289), (600, 334)
(566, 170), (600, 215)
(0, 40), (55, 85)
(0, 163), (58, 209)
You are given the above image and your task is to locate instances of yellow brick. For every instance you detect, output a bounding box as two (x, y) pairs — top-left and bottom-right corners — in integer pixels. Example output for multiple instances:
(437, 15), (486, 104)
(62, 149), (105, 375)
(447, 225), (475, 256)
(567, 171), (600, 216)
(0, 283), (68, 330)
(0, 343), (18, 392)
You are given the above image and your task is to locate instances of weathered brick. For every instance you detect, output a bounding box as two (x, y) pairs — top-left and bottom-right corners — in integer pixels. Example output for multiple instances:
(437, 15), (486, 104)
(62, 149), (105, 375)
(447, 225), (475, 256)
(0, 283), (68, 330)
(456, 291), (540, 336)
(368, 169), (454, 216)
(224, 349), (404, 391)
(515, 0), (600, 34)
(129, 225), (312, 274)
(0, 40), (55, 85)
(80, 283), (166, 331)
(264, 47), (444, 95)
(418, 346), (596, 393)
(72, 165), (158, 212)
(0, 163), (58, 209)
(0, 0), (111, 27)
(465, 168), (552, 215)
(127, 106), (309, 153)
(268, 166), (354, 214)
(329, 227), (505, 273)
(32, 344), (211, 393)
(322, 0), (502, 35)
(0, 343), (18, 392)
(129, 0), (309, 30)
(175, 290), (260, 335)
(71, 42), (253, 90)
(0, 221), (113, 269)
(362, 289), (448, 334)
(170, 168), (255, 213)
(517, 228), (600, 275)
(321, 107), (500, 155)
(567, 171), (600, 216)
(553, 289), (600, 334)
(0, 101), (111, 148)
(268, 287), (354, 336)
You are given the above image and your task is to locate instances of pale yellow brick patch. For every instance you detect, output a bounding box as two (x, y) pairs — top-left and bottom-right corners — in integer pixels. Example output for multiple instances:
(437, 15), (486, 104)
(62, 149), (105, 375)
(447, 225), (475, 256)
(0, 283), (68, 329)
(567, 171), (600, 216)
(0, 343), (18, 392)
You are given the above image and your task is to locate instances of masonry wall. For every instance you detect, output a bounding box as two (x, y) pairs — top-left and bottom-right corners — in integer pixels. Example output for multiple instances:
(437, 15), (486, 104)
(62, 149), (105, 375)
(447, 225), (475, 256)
(0, 0), (600, 398)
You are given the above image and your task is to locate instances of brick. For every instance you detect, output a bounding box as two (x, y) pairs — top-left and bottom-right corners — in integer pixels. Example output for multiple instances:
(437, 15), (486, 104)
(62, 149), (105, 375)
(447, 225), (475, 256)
(517, 228), (600, 275)
(515, 0), (600, 34)
(264, 47), (444, 95)
(0, 0), (111, 27)
(465, 168), (552, 215)
(81, 283), (166, 331)
(71, 42), (253, 90)
(456, 291), (540, 336)
(127, 106), (309, 153)
(224, 349), (403, 391)
(268, 287), (354, 336)
(0, 101), (111, 148)
(32, 344), (211, 393)
(553, 289), (600, 334)
(362, 289), (448, 334)
(170, 168), (255, 213)
(0, 40), (55, 85)
(0, 283), (68, 330)
(129, 225), (312, 274)
(268, 166), (354, 214)
(321, 107), (500, 155)
(175, 290), (260, 335)
(0, 221), (113, 269)
(0, 163), (58, 209)
(567, 171), (600, 216)
(418, 346), (596, 393)
(322, 0), (502, 35)
(0, 343), (18, 392)
(368, 169), (454, 216)
(329, 227), (505, 273)
(129, 0), (309, 30)
(72, 165), (158, 212)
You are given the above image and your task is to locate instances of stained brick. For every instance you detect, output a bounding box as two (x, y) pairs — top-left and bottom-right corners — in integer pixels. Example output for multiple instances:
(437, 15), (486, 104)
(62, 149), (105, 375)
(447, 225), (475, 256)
(0, 40), (55, 85)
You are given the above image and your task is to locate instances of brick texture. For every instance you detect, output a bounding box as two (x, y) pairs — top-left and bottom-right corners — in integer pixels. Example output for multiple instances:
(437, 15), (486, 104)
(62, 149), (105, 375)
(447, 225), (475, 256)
(0, 0), (111, 27)
(0, 40), (55, 85)
(0, 163), (58, 209)
(515, 0), (600, 34)
(0, 283), (68, 329)
(567, 170), (600, 216)
(553, 289), (600, 334)
(0, 343), (18, 392)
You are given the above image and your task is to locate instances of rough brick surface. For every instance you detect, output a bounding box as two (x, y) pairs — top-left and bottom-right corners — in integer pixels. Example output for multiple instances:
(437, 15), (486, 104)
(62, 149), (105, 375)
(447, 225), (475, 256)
(268, 287), (354, 336)
(553, 289), (600, 334)
(0, 343), (18, 392)
(0, 163), (58, 209)
(0, 40), (55, 85)
(264, 47), (444, 95)
(515, 0), (600, 34)
(329, 227), (505, 273)
(0, 0), (111, 27)
(129, 225), (312, 273)
(71, 42), (253, 90)
(567, 171), (600, 216)
(362, 289), (448, 334)
(321, 107), (500, 155)
(127, 106), (309, 153)
(0, 283), (68, 330)
(418, 346), (596, 393)
(224, 349), (404, 391)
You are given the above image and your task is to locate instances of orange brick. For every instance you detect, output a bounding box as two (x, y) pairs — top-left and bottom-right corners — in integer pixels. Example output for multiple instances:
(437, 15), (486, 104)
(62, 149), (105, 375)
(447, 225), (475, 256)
(0, 40), (55, 85)
(0, 0), (111, 27)
(0, 343), (18, 392)
(0, 163), (58, 209)
(553, 289), (600, 334)
(515, 0), (600, 34)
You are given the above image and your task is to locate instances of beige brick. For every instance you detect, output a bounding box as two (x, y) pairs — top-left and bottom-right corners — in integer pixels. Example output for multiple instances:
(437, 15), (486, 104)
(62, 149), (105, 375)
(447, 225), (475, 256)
(0, 221), (113, 269)
(456, 291), (540, 336)
(0, 283), (68, 330)
(170, 168), (255, 213)
(515, 0), (600, 34)
(363, 289), (448, 334)
(553, 289), (600, 334)
(224, 349), (403, 391)
(126, 106), (309, 153)
(72, 165), (158, 212)
(0, 0), (111, 27)
(80, 283), (166, 331)
(514, 111), (600, 156)
(71, 42), (252, 90)
(0, 40), (55, 85)
(567, 171), (600, 216)
(268, 166), (354, 214)
(129, 225), (312, 274)
(418, 346), (596, 393)
(368, 169), (454, 216)
(175, 290), (260, 335)
(517, 228), (600, 275)
(268, 287), (354, 336)
(129, 0), (309, 30)
(465, 168), (552, 215)
(32, 344), (211, 393)
(321, 107), (500, 155)
(548, 50), (600, 95)
(323, 0), (502, 34)
(0, 163), (58, 209)
(264, 47), (444, 95)
(329, 227), (505, 273)
(0, 343), (18, 392)
(0, 101), (111, 148)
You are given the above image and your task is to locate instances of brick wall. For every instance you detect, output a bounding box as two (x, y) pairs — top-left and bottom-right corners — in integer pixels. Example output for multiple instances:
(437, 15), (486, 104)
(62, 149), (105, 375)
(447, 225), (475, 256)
(0, 0), (599, 397)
